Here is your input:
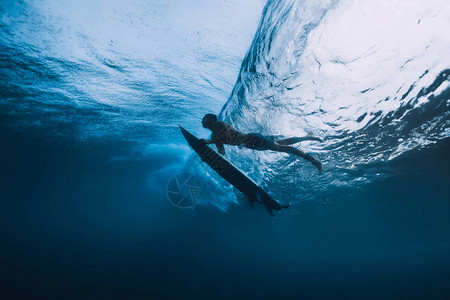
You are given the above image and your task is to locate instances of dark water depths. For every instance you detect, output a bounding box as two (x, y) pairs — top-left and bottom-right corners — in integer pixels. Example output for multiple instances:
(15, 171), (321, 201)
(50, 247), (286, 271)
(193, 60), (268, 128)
(1, 124), (449, 299)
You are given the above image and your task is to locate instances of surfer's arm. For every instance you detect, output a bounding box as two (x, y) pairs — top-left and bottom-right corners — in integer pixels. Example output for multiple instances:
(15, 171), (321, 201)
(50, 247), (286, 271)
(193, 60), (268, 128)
(199, 138), (225, 154)
(200, 139), (213, 144)
(200, 138), (220, 145)
(215, 142), (225, 155)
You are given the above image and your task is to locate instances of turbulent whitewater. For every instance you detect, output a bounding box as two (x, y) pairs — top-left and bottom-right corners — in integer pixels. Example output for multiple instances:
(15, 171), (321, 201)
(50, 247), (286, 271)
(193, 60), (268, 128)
(190, 0), (450, 210)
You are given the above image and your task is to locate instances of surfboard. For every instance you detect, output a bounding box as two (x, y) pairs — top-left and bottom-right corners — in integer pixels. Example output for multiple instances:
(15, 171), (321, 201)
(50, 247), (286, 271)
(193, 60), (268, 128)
(179, 125), (289, 215)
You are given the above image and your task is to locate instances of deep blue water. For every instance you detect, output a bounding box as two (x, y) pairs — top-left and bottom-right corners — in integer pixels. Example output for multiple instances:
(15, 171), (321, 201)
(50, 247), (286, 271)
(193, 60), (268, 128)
(1, 0), (450, 299)
(1, 122), (450, 299)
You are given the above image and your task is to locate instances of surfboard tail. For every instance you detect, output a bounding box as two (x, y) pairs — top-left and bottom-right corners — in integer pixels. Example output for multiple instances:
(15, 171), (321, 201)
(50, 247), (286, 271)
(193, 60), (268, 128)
(256, 191), (290, 215)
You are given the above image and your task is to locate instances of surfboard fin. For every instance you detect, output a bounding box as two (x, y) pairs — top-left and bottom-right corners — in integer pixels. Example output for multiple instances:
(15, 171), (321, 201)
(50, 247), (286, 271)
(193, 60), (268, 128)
(255, 193), (262, 204)
(266, 206), (274, 216)
(248, 196), (256, 208)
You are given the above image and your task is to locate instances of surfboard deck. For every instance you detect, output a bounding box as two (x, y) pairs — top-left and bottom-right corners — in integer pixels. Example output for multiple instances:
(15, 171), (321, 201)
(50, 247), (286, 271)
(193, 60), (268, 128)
(179, 125), (289, 215)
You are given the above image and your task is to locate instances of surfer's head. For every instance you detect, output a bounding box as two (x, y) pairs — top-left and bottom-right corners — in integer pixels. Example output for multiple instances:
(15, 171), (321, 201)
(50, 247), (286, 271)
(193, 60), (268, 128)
(202, 113), (217, 129)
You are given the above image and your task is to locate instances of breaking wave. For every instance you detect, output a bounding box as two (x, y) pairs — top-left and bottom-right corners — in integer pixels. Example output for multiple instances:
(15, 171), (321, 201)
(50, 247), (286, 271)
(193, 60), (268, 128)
(194, 0), (450, 209)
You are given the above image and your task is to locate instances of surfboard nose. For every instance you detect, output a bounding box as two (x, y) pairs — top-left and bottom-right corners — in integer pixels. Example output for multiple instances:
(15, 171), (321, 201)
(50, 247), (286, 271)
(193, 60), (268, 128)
(179, 125), (191, 140)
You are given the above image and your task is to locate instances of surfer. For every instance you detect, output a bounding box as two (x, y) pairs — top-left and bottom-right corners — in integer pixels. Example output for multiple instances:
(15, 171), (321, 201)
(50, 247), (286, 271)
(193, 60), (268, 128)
(200, 113), (323, 172)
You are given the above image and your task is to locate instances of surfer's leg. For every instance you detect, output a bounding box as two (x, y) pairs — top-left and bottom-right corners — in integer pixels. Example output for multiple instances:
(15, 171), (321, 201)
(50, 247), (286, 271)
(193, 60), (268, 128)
(275, 136), (323, 145)
(275, 137), (303, 145)
(271, 143), (322, 172)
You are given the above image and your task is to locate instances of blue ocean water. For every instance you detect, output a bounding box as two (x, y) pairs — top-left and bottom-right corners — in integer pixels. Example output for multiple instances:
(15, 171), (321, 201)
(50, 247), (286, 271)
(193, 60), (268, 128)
(1, 0), (450, 299)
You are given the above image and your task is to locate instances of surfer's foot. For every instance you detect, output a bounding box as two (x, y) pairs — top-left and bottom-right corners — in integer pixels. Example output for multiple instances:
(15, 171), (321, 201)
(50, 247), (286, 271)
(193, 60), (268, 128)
(307, 154), (322, 172)
(308, 136), (323, 143)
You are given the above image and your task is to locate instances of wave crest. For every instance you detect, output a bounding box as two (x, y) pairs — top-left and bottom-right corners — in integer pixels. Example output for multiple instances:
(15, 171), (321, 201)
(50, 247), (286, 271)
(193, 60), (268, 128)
(215, 0), (449, 200)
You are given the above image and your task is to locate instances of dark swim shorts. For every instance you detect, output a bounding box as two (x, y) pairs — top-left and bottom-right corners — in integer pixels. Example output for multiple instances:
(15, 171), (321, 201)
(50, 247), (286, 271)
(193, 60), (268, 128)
(244, 133), (276, 150)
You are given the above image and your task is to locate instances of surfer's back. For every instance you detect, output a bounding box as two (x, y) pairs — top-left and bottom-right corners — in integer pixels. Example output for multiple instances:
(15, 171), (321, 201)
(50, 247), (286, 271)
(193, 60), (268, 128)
(213, 121), (247, 146)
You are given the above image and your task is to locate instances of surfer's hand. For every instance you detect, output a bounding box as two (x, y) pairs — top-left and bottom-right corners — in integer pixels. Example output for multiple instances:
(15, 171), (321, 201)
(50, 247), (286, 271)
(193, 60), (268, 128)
(201, 139), (215, 144)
